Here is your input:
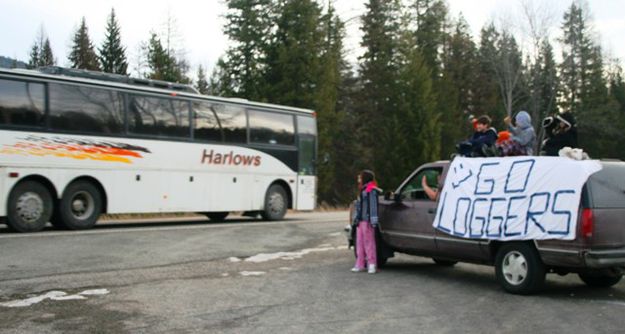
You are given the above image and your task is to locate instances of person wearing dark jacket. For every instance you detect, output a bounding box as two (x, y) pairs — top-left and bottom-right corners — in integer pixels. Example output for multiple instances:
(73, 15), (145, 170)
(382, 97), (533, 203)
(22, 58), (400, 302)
(351, 170), (381, 274)
(541, 112), (578, 156)
(457, 115), (498, 157)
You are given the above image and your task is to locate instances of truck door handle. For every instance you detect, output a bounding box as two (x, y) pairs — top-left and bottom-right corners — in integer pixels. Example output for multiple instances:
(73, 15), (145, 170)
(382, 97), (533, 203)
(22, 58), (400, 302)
(428, 208), (436, 214)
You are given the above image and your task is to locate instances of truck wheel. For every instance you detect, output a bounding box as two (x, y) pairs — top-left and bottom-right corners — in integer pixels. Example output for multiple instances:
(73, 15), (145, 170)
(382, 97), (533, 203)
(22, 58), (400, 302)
(495, 243), (546, 294)
(58, 181), (102, 230)
(432, 258), (458, 266)
(206, 212), (229, 222)
(261, 184), (287, 221)
(578, 273), (623, 287)
(6, 181), (53, 232)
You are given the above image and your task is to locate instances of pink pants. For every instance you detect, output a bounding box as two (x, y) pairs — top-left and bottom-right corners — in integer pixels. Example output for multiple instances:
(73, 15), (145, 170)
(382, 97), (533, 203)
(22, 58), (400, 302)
(355, 221), (377, 268)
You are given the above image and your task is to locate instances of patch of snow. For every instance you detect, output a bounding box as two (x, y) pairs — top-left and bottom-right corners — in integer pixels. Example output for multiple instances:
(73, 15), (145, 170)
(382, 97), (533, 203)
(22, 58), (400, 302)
(79, 289), (109, 296)
(244, 246), (337, 263)
(0, 289), (109, 308)
(239, 271), (266, 276)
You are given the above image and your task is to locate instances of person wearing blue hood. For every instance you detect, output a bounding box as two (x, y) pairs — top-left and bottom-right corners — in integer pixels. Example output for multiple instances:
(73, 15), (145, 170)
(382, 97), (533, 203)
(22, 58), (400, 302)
(500, 111), (536, 156)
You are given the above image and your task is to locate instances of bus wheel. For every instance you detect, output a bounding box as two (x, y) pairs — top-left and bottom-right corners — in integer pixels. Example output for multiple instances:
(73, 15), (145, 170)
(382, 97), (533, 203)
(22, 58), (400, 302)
(206, 212), (229, 222)
(261, 184), (287, 221)
(7, 181), (53, 232)
(58, 181), (102, 230)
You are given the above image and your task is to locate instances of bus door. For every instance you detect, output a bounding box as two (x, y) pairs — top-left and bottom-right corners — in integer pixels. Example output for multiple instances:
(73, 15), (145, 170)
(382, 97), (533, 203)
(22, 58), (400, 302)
(296, 116), (317, 210)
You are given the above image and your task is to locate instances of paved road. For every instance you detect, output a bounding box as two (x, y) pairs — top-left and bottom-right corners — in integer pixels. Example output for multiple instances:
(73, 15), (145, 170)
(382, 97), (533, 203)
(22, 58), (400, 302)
(1, 211), (624, 333)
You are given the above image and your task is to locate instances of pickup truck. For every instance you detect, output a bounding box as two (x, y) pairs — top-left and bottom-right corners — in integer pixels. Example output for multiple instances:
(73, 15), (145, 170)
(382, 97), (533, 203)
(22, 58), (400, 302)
(347, 159), (625, 294)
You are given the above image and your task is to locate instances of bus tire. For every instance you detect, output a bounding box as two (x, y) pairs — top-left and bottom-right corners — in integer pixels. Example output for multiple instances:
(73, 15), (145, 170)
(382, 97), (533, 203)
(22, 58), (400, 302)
(58, 181), (102, 230)
(261, 184), (287, 221)
(206, 212), (229, 222)
(6, 180), (53, 233)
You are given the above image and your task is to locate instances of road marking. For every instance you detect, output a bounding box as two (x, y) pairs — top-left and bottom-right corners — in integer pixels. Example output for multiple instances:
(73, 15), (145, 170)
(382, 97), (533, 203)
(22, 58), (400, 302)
(0, 218), (347, 239)
(0, 289), (109, 308)
(240, 271), (266, 277)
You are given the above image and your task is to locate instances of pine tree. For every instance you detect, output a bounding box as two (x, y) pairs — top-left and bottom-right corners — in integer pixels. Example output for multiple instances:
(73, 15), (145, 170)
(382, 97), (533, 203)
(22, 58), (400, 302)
(438, 17), (478, 158)
(264, 0), (323, 108)
(357, 0), (402, 187)
(315, 3), (353, 205)
(68, 17), (100, 71)
(195, 64), (209, 94)
(559, 3), (611, 157)
(146, 32), (171, 81)
(99, 8), (128, 75)
(218, 0), (274, 99)
(410, 0), (448, 79)
(41, 38), (55, 66)
(28, 25), (55, 68)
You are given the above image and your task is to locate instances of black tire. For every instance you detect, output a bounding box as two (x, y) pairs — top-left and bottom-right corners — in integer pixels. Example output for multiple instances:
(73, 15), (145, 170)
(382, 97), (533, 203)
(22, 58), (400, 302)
(495, 242), (546, 295)
(261, 184), (287, 221)
(578, 273), (623, 288)
(6, 180), (53, 233)
(432, 258), (458, 266)
(206, 212), (229, 222)
(57, 181), (102, 230)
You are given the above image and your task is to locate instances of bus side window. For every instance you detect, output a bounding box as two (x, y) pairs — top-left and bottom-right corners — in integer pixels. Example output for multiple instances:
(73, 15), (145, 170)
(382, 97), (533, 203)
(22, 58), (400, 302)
(213, 104), (247, 144)
(49, 83), (124, 134)
(249, 109), (295, 146)
(128, 95), (190, 139)
(0, 78), (45, 128)
(192, 101), (223, 142)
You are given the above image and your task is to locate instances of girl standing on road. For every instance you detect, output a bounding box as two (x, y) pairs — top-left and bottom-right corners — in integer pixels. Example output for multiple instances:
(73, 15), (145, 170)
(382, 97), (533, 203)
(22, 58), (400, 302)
(352, 170), (380, 274)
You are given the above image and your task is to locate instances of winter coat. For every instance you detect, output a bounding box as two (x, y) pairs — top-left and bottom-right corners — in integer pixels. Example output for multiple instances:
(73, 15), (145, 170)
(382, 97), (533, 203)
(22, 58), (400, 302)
(469, 127), (498, 149)
(353, 182), (379, 227)
(508, 111), (536, 155)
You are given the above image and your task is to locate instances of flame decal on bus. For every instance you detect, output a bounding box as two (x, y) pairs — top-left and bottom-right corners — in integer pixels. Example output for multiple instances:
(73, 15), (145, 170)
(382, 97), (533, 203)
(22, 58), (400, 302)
(0, 135), (151, 164)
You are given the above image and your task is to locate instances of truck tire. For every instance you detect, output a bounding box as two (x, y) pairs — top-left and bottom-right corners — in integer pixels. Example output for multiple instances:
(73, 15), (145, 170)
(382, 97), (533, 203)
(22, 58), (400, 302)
(432, 258), (458, 266)
(261, 184), (287, 221)
(6, 180), (53, 232)
(578, 273), (623, 288)
(495, 242), (546, 294)
(206, 212), (229, 221)
(57, 181), (102, 230)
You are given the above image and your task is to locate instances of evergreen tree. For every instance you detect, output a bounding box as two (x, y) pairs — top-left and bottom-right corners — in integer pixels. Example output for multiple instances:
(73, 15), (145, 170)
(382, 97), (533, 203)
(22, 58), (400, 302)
(410, 0), (448, 79)
(146, 32), (171, 81)
(314, 3), (356, 205)
(438, 17), (478, 158)
(357, 0), (402, 187)
(559, 3), (612, 157)
(218, 0), (274, 99)
(99, 8), (128, 75)
(531, 40), (558, 147)
(28, 26), (55, 68)
(68, 17), (100, 71)
(473, 24), (503, 123)
(264, 0), (323, 108)
(41, 38), (55, 66)
(195, 64), (209, 94)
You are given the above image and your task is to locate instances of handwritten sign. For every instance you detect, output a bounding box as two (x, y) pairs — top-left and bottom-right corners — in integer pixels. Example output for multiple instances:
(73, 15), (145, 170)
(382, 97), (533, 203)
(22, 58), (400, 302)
(433, 157), (602, 240)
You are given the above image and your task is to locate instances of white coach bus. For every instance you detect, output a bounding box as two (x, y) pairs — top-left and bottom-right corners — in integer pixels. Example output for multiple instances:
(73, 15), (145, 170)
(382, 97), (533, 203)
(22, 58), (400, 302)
(0, 67), (317, 232)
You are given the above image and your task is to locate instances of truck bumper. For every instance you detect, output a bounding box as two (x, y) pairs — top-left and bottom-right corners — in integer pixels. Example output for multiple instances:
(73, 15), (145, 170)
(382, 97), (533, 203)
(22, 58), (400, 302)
(584, 249), (625, 268)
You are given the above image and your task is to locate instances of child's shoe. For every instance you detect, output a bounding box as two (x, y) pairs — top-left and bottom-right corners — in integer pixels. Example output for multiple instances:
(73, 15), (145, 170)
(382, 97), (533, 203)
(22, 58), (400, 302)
(351, 267), (364, 272)
(367, 264), (377, 274)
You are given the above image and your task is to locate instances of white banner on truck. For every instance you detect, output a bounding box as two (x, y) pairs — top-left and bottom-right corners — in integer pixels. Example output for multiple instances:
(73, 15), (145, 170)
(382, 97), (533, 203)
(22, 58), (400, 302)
(433, 157), (602, 240)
